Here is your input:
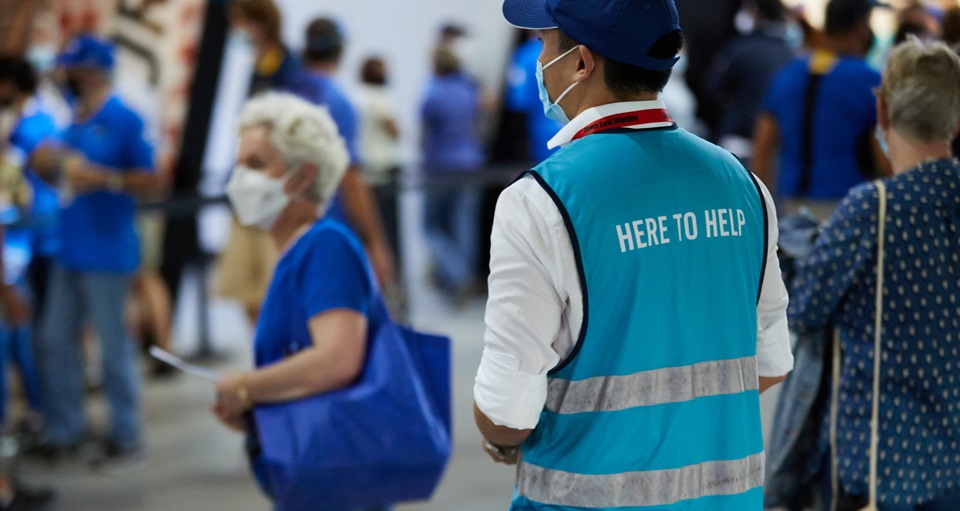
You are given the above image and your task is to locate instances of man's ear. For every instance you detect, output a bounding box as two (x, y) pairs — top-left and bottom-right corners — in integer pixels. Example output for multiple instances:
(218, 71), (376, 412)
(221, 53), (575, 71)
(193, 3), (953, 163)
(286, 163), (318, 197)
(577, 45), (597, 80)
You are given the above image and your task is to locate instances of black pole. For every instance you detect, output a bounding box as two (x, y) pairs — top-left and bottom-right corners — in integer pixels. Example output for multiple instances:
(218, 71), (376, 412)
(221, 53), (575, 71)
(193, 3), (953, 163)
(159, 0), (229, 359)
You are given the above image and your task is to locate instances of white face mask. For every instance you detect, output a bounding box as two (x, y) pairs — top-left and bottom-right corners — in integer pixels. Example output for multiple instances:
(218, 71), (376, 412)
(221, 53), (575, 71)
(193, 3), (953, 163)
(226, 165), (290, 230)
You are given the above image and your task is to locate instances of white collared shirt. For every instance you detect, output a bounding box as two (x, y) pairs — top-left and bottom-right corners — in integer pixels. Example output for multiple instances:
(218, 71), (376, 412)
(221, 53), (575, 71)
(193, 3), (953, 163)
(474, 101), (794, 430)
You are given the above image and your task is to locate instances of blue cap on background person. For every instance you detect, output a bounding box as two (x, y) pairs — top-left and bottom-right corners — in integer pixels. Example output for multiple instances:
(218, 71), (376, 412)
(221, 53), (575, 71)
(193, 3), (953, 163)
(58, 34), (116, 71)
(502, 0), (681, 70)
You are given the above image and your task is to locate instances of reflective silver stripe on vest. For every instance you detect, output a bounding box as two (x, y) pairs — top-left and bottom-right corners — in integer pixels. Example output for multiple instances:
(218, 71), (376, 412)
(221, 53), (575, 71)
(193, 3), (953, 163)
(518, 452), (764, 508)
(545, 356), (758, 415)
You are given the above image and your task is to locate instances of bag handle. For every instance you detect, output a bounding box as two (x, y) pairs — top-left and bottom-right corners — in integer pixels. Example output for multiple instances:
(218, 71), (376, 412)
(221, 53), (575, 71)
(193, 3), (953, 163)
(830, 179), (886, 511)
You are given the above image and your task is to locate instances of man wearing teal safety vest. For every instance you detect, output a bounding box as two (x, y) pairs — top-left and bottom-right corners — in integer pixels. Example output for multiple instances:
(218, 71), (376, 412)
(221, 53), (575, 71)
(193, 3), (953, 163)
(473, 1), (794, 509)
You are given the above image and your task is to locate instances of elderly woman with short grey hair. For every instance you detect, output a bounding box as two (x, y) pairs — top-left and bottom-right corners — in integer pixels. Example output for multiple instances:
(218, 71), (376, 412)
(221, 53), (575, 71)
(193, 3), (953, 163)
(790, 37), (960, 511)
(210, 92), (389, 511)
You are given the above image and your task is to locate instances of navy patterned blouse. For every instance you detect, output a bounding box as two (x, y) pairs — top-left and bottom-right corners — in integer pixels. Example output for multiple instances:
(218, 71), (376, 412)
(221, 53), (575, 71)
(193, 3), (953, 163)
(789, 158), (960, 508)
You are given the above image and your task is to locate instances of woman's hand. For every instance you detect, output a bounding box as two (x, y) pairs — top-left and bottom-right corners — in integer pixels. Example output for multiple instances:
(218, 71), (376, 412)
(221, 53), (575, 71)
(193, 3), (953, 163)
(213, 372), (249, 432)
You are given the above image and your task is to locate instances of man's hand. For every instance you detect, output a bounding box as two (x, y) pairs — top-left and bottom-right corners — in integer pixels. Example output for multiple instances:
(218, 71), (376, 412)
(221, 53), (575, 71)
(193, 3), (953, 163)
(482, 439), (520, 466)
(64, 155), (109, 194)
(0, 285), (29, 327)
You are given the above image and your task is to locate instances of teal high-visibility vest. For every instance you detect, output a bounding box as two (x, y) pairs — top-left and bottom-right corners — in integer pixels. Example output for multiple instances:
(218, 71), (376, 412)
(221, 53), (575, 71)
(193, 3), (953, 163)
(513, 126), (769, 511)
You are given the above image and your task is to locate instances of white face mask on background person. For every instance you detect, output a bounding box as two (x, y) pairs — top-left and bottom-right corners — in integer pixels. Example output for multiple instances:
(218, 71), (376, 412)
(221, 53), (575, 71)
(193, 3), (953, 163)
(536, 44), (583, 124)
(26, 44), (58, 74)
(226, 165), (291, 230)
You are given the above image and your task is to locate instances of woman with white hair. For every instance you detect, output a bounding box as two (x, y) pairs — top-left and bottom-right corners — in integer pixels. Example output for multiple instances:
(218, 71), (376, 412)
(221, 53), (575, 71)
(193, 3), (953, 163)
(790, 37), (960, 511)
(210, 92), (388, 510)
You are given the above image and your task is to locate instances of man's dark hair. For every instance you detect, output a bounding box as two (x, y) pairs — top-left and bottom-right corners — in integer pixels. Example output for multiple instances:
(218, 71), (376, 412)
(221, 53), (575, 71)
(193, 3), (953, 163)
(0, 56), (38, 95)
(304, 18), (344, 64)
(755, 0), (786, 22)
(557, 30), (684, 99)
(361, 57), (387, 85)
(825, 0), (873, 36)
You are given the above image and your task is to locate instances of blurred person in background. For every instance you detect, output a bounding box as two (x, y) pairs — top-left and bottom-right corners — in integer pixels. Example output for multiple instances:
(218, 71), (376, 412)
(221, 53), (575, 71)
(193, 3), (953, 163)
(421, 48), (483, 303)
(218, 0), (297, 325)
(212, 92), (387, 511)
(505, 31), (563, 164)
(30, 34), (159, 471)
(292, 17), (397, 293)
(753, 0), (891, 221)
(0, 56), (56, 511)
(894, 1), (940, 45)
(228, 0), (300, 95)
(789, 37), (960, 511)
(708, 0), (796, 164)
(674, 0), (743, 139)
(357, 57), (402, 269)
(0, 56), (58, 445)
(944, 6), (960, 47)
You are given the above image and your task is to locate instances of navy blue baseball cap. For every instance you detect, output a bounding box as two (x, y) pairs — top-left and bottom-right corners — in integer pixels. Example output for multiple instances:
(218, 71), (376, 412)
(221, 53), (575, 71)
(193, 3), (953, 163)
(58, 34), (116, 71)
(503, 0), (681, 70)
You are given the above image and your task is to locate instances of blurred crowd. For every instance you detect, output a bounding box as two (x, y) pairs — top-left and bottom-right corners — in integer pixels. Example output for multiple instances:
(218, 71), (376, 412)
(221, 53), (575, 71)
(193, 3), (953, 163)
(0, 0), (957, 510)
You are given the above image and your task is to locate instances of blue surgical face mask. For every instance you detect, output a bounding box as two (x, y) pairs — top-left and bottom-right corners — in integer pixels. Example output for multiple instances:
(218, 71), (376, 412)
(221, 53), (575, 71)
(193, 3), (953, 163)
(875, 125), (890, 159)
(536, 45), (582, 124)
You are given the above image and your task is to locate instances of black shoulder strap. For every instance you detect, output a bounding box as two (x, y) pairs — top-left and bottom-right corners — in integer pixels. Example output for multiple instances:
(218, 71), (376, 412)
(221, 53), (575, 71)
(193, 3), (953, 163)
(797, 71), (825, 198)
(748, 170), (771, 305)
(731, 153), (771, 305)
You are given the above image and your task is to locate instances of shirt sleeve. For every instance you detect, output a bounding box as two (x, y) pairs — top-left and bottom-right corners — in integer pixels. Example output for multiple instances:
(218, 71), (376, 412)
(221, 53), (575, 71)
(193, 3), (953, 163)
(788, 183), (878, 333)
(123, 113), (155, 172)
(755, 178), (794, 377)
(760, 66), (788, 117)
(474, 177), (573, 430)
(328, 95), (362, 166)
(295, 228), (374, 320)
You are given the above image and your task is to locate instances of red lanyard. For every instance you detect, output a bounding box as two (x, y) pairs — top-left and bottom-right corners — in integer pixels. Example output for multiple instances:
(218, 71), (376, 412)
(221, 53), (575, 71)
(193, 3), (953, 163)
(570, 108), (674, 142)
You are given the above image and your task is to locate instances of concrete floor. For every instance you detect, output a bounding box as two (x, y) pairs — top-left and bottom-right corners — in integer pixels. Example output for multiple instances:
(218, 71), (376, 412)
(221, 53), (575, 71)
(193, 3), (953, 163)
(20, 276), (781, 511)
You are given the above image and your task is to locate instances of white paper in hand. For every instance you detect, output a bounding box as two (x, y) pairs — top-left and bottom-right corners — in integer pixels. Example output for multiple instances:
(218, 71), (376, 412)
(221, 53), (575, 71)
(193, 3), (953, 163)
(149, 347), (222, 382)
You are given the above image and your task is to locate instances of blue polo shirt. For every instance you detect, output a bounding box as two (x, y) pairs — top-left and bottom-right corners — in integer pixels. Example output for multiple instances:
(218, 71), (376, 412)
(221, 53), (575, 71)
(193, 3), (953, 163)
(9, 103), (61, 258)
(421, 73), (483, 174)
(506, 38), (563, 163)
(285, 72), (360, 225)
(762, 54), (880, 200)
(254, 218), (376, 367)
(59, 95), (154, 273)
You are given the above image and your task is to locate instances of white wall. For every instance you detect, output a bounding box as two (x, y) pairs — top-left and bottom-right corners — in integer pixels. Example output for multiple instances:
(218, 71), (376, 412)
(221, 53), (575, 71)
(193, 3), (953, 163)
(275, 0), (515, 165)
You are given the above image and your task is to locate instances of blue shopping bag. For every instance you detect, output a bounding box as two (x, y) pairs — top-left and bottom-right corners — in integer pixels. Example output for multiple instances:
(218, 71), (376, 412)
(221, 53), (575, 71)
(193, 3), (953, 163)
(250, 307), (452, 511)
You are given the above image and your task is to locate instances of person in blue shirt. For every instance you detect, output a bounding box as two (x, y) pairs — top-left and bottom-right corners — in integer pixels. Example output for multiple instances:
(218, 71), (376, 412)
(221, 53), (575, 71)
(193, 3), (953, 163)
(287, 18), (396, 292)
(212, 92), (388, 511)
(420, 48), (484, 301)
(0, 56), (59, 429)
(506, 31), (564, 164)
(707, 0), (797, 164)
(0, 56), (57, 511)
(30, 35), (160, 471)
(753, 0), (892, 220)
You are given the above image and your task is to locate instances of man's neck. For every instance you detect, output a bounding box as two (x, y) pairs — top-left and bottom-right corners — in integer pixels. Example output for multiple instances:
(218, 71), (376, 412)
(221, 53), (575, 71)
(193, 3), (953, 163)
(307, 62), (339, 77)
(889, 130), (954, 174)
(823, 34), (865, 58)
(569, 92), (659, 120)
(76, 85), (110, 121)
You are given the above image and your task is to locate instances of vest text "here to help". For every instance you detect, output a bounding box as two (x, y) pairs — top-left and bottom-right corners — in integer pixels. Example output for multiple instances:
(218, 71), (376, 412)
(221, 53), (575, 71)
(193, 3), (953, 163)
(615, 209), (747, 253)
